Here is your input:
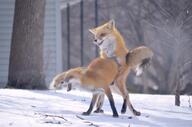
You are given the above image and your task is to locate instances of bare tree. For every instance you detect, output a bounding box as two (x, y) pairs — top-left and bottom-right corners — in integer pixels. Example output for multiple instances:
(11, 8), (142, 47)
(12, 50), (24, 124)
(7, 0), (46, 89)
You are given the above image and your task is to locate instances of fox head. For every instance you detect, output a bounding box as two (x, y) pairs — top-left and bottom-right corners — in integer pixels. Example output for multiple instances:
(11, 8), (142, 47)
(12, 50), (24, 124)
(63, 68), (82, 91)
(49, 68), (83, 91)
(49, 72), (66, 90)
(89, 20), (127, 58)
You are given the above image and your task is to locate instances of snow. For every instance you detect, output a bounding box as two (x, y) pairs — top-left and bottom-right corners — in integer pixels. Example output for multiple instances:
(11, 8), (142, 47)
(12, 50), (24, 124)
(0, 89), (192, 127)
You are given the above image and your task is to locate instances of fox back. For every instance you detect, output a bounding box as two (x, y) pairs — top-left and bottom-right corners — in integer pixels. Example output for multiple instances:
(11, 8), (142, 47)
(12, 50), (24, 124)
(81, 58), (118, 88)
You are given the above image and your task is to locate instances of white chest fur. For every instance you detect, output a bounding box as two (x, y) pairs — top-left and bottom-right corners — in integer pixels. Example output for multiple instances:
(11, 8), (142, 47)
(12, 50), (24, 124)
(99, 36), (116, 57)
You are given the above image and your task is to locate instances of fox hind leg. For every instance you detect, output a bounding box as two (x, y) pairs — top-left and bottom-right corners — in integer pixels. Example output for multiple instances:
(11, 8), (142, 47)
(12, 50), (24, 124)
(116, 79), (128, 114)
(94, 81), (116, 113)
(82, 93), (99, 115)
(125, 92), (141, 116)
(105, 87), (119, 117)
(94, 93), (105, 113)
(119, 85), (141, 116)
(121, 98), (127, 114)
(116, 75), (141, 116)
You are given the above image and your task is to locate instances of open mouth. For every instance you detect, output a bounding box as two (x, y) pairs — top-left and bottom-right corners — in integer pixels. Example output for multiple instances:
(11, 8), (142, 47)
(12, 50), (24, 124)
(97, 40), (104, 46)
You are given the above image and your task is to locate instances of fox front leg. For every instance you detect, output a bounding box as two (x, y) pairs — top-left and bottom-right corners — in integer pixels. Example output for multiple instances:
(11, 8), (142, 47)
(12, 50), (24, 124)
(82, 93), (99, 116)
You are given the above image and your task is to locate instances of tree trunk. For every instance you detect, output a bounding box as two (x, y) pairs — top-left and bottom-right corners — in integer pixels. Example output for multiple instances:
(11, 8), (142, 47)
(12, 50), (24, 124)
(7, 0), (46, 89)
(175, 72), (180, 106)
(175, 85), (180, 106)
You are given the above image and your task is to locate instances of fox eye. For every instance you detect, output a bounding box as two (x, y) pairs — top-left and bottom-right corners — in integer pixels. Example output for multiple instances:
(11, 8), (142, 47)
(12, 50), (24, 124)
(100, 33), (106, 38)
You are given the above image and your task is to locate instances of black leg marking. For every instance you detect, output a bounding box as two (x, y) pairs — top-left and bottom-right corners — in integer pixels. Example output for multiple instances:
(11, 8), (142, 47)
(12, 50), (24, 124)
(105, 88), (118, 117)
(94, 108), (104, 113)
(109, 99), (119, 117)
(82, 94), (98, 116)
(82, 102), (93, 115)
(121, 99), (127, 114)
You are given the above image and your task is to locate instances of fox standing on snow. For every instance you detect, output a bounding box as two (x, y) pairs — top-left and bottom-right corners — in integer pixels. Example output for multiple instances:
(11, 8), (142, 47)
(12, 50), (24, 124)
(89, 20), (153, 116)
(50, 58), (119, 117)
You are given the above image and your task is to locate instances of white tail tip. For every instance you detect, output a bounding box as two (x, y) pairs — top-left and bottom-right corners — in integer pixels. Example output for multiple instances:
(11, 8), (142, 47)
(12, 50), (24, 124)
(135, 66), (143, 76)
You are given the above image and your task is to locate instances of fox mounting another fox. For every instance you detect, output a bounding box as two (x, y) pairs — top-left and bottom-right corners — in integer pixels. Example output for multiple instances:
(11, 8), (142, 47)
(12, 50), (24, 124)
(50, 20), (153, 118)
(89, 20), (153, 116)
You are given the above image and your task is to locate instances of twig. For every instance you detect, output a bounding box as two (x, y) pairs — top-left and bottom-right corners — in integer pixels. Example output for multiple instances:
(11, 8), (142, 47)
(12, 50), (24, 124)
(35, 112), (72, 124)
(76, 115), (100, 127)
(43, 114), (68, 122)
(76, 115), (85, 120)
(188, 96), (191, 108)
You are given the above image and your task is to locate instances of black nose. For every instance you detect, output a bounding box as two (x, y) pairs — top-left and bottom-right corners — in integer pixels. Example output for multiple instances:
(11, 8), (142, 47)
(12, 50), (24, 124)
(94, 39), (97, 42)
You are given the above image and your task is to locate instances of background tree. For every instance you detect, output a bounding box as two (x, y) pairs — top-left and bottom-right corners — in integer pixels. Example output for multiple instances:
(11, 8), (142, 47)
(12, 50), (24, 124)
(7, 0), (46, 89)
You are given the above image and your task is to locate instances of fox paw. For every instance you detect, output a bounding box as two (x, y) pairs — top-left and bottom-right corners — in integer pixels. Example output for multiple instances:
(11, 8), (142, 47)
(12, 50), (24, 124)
(121, 108), (126, 114)
(94, 109), (104, 113)
(82, 112), (90, 116)
(134, 111), (141, 116)
(113, 113), (119, 118)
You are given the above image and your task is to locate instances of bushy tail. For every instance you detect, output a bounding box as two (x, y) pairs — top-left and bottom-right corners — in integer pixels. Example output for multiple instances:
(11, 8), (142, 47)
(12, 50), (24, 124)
(126, 46), (153, 76)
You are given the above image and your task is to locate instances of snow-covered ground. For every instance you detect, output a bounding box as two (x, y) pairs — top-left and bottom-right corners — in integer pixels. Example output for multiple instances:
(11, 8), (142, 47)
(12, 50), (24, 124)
(0, 89), (192, 127)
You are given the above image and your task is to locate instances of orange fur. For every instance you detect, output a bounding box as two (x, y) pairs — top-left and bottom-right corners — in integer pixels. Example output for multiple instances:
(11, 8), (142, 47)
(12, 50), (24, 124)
(65, 58), (118, 89)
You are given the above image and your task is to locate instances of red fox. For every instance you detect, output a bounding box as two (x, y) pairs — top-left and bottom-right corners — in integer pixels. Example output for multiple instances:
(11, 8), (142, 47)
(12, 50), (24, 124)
(50, 58), (119, 117)
(89, 20), (153, 116)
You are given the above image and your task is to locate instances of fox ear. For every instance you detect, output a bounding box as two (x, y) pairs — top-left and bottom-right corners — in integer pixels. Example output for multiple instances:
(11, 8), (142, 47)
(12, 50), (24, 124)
(106, 19), (115, 30)
(89, 28), (96, 35)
